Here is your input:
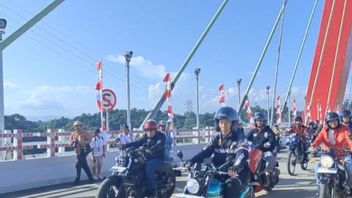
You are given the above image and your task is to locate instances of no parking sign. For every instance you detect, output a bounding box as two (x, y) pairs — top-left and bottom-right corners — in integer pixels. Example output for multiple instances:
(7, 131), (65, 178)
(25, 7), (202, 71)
(97, 89), (117, 112)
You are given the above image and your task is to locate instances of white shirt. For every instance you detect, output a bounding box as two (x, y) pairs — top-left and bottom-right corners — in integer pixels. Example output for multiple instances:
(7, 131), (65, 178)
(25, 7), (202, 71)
(91, 136), (105, 157)
(100, 130), (109, 145)
(117, 132), (135, 144)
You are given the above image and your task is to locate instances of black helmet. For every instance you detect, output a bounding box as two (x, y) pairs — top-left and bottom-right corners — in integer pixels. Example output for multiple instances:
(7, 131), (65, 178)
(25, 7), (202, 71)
(214, 106), (239, 131)
(294, 116), (303, 122)
(214, 106), (239, 121)
(340, 109), (351, 118)
(325, 112), (340, 128)
(254, 112), (267, 122)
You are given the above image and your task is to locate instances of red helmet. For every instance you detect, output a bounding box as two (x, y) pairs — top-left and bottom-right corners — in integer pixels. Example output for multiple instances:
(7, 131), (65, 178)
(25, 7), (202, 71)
(143, 119), (158, 131)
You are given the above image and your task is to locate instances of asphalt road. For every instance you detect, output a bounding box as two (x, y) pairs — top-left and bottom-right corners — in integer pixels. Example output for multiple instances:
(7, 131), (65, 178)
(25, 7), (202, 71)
(1, 150), (319, 198)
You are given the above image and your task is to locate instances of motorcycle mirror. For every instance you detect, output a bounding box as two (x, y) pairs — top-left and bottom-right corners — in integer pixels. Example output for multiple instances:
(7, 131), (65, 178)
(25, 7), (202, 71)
(177, 150), (183, 160)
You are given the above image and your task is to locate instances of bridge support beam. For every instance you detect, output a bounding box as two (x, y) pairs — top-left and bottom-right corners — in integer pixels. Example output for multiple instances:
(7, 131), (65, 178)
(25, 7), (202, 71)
(306, 0), (352, 121)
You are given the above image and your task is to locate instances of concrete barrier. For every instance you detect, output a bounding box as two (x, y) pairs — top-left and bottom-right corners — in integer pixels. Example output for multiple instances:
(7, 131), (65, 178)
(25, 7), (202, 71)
(0, 144), (205, 194)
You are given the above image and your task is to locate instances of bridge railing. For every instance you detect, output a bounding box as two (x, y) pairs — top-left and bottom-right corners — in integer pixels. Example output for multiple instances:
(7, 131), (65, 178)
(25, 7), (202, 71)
(0, 127), (216, 161)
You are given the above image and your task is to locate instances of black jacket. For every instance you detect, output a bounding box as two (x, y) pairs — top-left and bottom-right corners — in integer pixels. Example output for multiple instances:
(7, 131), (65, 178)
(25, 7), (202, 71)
(124, 132), (166, 160)
(189, 129), (246, 168)
(247, 126), (276, 152)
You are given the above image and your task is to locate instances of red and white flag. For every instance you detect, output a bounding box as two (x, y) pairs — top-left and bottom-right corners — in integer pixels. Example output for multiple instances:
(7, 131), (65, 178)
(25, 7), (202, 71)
(219, 84), (225, 106)
(164, 73), (174, 122)
(245, 99), (254, 124)
(95, 60), (105, 130)
(306, 104), (311, 124)
(292, 98), (297, 118)
(276, 96), (282, 125)
(96, 60), (103, 111)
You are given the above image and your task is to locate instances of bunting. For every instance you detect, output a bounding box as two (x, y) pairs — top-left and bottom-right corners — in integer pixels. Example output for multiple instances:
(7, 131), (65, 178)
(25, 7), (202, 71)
(219, 84), (225, 106)
(164, 73), (174, 122)
(276, 96), (282, 125)
(292, 98), (297, 118)
(95, 60), (105, 130)
(244, 99), (254, 125)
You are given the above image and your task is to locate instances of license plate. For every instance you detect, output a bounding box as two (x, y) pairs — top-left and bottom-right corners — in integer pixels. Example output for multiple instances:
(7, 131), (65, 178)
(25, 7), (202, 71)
(111, 166), (127, 172)
(317, 167), (337, 174)
(173, 193), (205, 198)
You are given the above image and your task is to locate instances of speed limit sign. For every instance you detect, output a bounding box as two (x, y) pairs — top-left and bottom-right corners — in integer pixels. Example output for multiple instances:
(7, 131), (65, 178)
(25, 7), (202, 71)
(97, 89), (117, 112)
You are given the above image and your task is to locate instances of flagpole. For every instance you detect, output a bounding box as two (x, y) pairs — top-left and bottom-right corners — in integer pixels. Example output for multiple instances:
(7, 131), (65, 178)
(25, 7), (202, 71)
(99, 59), (104, 130)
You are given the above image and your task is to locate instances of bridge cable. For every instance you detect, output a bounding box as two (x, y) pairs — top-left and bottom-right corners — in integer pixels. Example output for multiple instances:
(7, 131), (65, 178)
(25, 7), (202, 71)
(281, 0), (319, 115)
(237, 0), (288, 114)
(270, 0), (286, 127)
(308, 0), (336, 121)
(326, 0), (348, 112)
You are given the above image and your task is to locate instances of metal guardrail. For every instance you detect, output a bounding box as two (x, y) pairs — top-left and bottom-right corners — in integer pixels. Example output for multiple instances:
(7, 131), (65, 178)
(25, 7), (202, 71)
(0, 127), (216, 161)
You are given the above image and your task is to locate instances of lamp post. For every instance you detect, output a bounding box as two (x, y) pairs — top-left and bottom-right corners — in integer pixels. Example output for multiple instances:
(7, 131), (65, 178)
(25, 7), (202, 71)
(194, 68), (201, 130)
(236, 78), (242, 108)
(124, 51), (133, 129)
(266, 86), (270, 125)
(0, 19), (6, 160)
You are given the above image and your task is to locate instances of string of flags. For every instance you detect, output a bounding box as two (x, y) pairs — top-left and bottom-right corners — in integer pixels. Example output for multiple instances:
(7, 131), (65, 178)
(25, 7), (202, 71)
(219, 84), (225, 106)
(276, 96), (281, 125)
(163, 73), (174, 122)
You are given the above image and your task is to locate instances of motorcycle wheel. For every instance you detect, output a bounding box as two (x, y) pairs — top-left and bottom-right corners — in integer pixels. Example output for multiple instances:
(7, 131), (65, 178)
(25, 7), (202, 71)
(287, 151), (297, 176)
(318, 183), (331, 198)
(96, 178), (123, 198)
(301, 162), (308, 170)
(158, 171), (176, 198)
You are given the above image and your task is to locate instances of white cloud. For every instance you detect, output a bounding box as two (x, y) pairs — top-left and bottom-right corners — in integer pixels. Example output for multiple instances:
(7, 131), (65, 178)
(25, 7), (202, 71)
(107, 54), (166, 79)
(4, 81), (19, 89)
(147, 82), (164, 104)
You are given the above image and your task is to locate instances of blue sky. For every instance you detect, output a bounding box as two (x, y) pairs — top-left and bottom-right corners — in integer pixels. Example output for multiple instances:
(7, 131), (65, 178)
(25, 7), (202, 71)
(1, 0), (344, 120)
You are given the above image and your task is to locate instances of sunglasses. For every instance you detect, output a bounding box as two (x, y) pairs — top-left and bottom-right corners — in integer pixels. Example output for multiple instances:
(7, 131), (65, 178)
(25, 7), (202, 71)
(145, 129), (155, 132)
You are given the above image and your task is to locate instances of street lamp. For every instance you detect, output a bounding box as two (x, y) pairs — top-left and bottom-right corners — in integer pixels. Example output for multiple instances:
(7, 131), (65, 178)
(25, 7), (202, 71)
(124, 51), (133, 130)
(0, 18), (7, 160)
(194, 68), (201, 130)
(266, 86), (270, 125)
(236, 78), (242, 108)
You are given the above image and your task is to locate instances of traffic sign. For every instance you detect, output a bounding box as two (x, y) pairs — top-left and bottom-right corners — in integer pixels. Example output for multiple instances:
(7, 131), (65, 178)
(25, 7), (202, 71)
(97, 89), (117, 112)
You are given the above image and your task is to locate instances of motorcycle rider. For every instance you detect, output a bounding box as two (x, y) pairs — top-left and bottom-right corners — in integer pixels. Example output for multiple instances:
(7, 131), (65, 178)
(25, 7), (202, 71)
(247, 112), (277, 185)
(311, 112), (352, 195)
(340, 109), (352, 132)
(290, 116), (309, 163)
(187, 106), (250, 198)
(121, 119), (166, 198)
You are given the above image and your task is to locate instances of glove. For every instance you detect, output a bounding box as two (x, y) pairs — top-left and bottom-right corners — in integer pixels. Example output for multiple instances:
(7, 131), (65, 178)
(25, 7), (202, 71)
(186, 160), (194, 169)
(145, 149), (152, 155)
(264, 142), (271, 148)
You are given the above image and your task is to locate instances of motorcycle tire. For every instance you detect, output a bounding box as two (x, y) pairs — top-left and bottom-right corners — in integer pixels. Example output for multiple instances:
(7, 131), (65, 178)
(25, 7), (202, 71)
(287, 151), (297, 176)
(301, 162), (308, 170)
(96, 178), (123, 198)
(158, 170), (176, 198)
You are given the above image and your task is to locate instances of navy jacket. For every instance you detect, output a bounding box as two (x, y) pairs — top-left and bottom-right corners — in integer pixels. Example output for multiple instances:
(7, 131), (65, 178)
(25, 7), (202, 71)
(124, 132), (166, 160)
(189, 129), (246, 168)
(247, 126), (276, 152)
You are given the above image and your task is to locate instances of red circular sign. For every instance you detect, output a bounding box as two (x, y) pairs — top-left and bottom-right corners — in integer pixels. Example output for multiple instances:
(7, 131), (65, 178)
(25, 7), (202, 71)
(97, 89), (117, 112)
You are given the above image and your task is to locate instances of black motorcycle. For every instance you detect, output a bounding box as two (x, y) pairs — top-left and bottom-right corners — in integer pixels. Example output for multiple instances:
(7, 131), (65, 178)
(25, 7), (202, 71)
(316, 148), (349, 198)
(96, 147), (176, 198)
(174, 153), (254, 198)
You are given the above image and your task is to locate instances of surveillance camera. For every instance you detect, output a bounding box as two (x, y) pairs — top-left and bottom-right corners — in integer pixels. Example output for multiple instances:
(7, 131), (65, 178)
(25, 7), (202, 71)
(124, 51), (133, 59)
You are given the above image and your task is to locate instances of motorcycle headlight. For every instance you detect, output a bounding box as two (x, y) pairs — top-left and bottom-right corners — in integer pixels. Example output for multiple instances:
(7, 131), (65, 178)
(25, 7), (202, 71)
(186, 178), (200, 194)
(320, 155), (334, 168)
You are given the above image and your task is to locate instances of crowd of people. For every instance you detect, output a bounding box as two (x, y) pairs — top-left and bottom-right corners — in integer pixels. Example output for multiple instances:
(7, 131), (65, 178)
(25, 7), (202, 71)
(68, 106), (352, 197)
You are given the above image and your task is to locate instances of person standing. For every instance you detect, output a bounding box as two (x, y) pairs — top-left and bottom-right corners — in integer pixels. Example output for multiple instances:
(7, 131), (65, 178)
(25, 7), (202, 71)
(116, 124), (135, 144)
(69, 121), (94, 185)
(91, 128), (105, 180)
(159, 121), (174, 161)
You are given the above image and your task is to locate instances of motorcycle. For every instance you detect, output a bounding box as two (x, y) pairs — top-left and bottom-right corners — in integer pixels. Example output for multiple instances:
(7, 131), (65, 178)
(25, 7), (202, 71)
(248, 143), (280, 193)
(316, 148), (349, 198)
(286, 133), (308, 176)
(174, 147), (254, 198)
(96, 147), (176, 198)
